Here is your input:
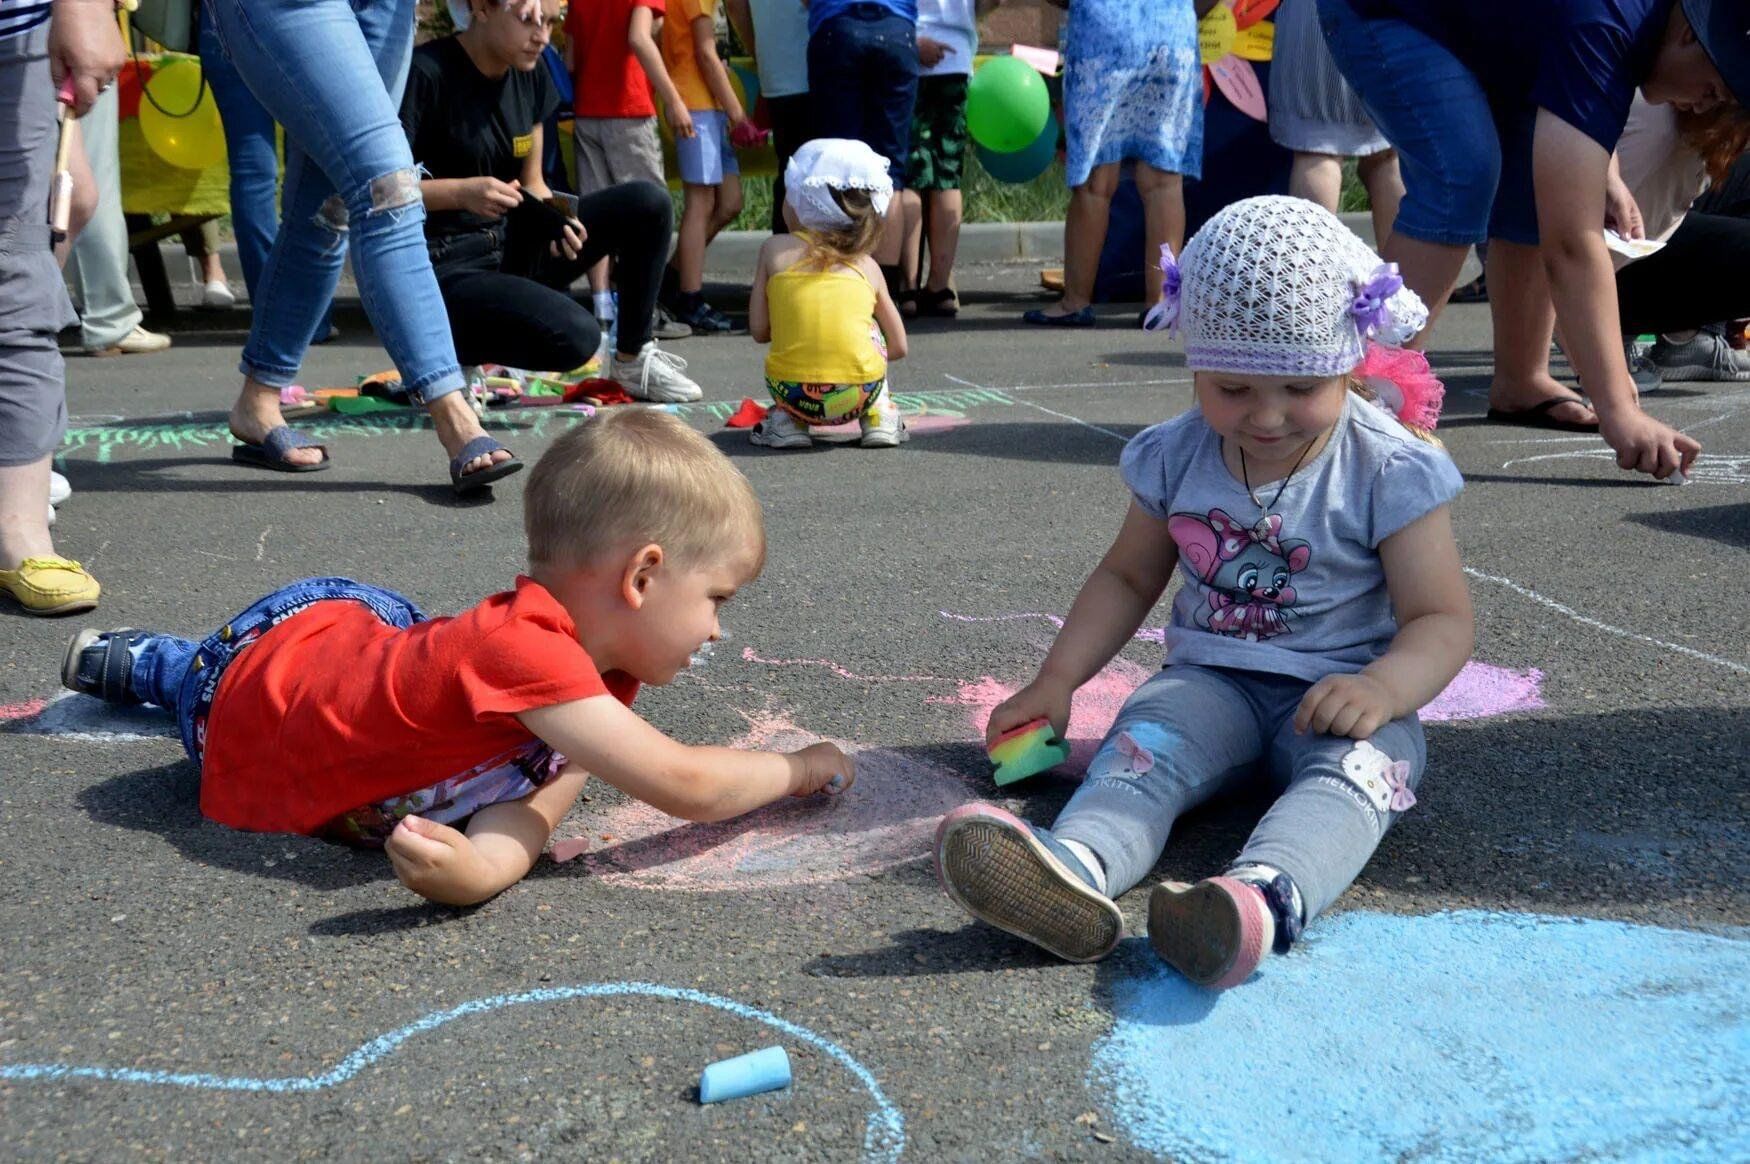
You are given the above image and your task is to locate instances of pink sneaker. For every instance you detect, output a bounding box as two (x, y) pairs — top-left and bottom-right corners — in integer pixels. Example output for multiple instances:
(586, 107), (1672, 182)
(933, 803), (1122, 963)
(1147, 877), (1271, 989)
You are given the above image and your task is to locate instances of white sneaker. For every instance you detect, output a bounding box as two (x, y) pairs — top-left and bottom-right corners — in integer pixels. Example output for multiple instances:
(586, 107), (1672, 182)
(48, 470), (71, 507)
(46, 503), (56, 526)
(858, 387), (907, 448)
(748, 406), (812, 449)
(202, 280), (236, 309)
(611, 342), (703, 403)
(86, 325), (171, 357)
(461, 366), (489, 418)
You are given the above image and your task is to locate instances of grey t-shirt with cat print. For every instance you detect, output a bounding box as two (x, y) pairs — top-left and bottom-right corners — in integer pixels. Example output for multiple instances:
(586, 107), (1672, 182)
(1120, 394), (1464, 683)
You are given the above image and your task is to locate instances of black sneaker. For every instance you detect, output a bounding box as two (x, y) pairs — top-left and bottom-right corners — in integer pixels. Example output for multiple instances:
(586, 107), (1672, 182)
(678, 296), (739, 335)
(62, 627), (148, 704)
(652, 303), (693, 340)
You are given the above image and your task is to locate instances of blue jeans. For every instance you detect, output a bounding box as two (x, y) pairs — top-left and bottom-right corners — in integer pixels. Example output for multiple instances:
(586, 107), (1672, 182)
(198, 11), (333, 341)
(807, 6), (919, 189)
(130, 578), (425, 766)
(203, 0), (462, 400)
(1316, 0), (1537, 247)
(1050, 665), (1425, 924)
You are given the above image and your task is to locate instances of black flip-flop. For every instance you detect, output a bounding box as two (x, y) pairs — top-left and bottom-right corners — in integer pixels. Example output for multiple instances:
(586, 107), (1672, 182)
(917, 287), (959, 318)
(1485, 396), (1599, 433)
(450, 434), (524, 496)
(232, 425), (331, 472)
(1023, 306), (1095, 327)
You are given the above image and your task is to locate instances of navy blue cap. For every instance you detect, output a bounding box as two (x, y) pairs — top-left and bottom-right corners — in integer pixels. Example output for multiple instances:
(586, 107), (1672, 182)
(1683, 0), (1750, 106)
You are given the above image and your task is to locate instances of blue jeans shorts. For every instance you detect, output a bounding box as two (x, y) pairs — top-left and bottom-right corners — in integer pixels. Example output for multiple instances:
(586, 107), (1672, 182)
(675, 110), (739, 187)
(1317, 0), (1538, 246)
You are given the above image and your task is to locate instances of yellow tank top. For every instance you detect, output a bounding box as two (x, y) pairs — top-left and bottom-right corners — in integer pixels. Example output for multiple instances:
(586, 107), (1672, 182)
(764, 255), (887, 385)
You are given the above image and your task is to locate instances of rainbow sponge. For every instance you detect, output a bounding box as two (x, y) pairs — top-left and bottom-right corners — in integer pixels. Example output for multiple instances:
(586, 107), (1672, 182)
(988, 718), (1070, 786)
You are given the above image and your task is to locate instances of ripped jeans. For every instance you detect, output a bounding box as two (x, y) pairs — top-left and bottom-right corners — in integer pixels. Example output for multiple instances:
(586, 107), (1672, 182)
(203, 0), (463, 402)
(1052, 665), (1426, 925)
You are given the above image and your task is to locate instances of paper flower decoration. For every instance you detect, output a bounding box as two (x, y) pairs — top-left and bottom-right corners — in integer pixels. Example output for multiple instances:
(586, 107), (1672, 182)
(1198, 0), (1278, 122)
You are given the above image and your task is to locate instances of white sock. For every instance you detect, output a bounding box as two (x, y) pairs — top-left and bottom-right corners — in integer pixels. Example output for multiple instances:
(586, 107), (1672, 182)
(593, 290), (615, 322)
(1059, 838), (1108, 896)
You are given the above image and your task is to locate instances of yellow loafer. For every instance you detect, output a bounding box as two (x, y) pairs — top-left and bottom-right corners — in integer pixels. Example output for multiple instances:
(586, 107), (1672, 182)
(0, 556), (101, 616)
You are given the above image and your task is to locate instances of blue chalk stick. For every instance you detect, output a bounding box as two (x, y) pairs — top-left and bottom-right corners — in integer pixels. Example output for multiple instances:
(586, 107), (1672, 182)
(699, 1045), (791, 1103)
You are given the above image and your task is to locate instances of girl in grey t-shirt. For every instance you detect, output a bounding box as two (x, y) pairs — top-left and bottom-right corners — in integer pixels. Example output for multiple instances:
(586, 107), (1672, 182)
(935, 196), (1473, 989)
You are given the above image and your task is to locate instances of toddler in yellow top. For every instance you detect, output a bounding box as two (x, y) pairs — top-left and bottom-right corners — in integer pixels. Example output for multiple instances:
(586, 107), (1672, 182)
(748, 139), (910, 449)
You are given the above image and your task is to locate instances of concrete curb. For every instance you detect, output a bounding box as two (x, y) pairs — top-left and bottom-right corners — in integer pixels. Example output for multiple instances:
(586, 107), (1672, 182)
(146, 212), (1397, 293)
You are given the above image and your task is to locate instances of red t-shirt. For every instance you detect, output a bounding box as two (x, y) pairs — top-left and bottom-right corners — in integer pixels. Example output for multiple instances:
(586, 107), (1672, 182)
(200, 577), (639, 836)
(570, 0), (666, 119)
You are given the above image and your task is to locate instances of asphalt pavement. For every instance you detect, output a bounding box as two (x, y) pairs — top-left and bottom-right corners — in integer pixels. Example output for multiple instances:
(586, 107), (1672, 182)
(1, 261), (1745, 1162)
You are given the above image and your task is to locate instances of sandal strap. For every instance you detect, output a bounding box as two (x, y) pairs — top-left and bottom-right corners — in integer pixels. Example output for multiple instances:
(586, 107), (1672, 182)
(450, 434), (506, 477)
(260, 425), (326, 457)
(99, 630), (146, 702)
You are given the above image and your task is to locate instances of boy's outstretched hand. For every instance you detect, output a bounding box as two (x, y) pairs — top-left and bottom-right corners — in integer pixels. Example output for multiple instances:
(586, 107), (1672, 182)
(791, 742), (856, 797)
(387, 815), (492, 905)
(986, 677), (1072, 749)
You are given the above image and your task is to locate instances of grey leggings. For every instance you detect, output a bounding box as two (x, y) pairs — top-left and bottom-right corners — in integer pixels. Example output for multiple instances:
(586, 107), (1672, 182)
(1051, 664), (1425, 923)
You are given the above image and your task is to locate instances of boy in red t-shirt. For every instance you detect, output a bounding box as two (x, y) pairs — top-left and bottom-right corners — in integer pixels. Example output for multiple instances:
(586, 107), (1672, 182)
(566, 0), (694, 346)
(59, 410), (854, 907)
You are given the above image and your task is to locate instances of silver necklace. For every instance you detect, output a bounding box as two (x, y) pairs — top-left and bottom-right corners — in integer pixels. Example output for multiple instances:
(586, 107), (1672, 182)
(1239, 441), (1314, 516)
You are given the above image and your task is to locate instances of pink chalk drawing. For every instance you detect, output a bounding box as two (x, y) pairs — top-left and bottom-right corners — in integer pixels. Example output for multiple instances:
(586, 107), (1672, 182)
(810, 407), (970, 443)
(1421, 662), (1545, 722)
(0, 692), (176, 742)
(569, 708), (980, 891)
(930, 654), (1157, 771)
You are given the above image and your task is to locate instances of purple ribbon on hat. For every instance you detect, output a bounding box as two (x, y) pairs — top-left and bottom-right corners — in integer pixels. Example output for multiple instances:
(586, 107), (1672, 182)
(1350, 262), (1403, 339)
(1143, 244), (1182, 334)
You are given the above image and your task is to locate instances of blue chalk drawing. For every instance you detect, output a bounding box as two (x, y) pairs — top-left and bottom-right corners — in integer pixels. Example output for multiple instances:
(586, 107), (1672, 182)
(1, 982), (905, 1164)
(1093, 910), (1750, 1163)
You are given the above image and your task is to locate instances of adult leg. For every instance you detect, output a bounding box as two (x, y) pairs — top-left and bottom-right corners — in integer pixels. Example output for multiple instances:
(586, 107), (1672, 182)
(1319, 0), (1499, 345)
(1039, 162), (1120, 317)
(1356, 147), (1403, 249)
(898, 188), (923, 294)
(440, 266), (599, 372)
(63, 85), (147, 352)
(1288, 151), (1344, 212)
(924, 188), (963, 293)
(766, 93), (813, 234)
(1134, 161), (1186, 305)
(0, 26), (94, 610)
(207, 0), (502, 476)
(1618, 212), (1750, 335)
(523, 179), (672, 359)
(1487, 239), (1595, 424)
(864, 15), (918, 268)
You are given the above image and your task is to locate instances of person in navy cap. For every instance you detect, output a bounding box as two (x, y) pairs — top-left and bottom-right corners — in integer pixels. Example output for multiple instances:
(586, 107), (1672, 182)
(1319, 0), (1749, 480)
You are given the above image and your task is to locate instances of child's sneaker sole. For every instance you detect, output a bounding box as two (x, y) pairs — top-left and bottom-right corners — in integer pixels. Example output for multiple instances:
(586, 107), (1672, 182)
(1147, 877), (1268, 989)
(934, 804), (1122, 962)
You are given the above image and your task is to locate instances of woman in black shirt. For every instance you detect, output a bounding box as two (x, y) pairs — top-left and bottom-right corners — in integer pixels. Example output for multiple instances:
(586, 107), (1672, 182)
(402, 0), (701, 402)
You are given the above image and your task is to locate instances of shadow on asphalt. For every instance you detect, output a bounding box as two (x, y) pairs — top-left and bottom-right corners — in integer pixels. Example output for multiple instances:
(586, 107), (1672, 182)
(709, 421), (1146, 465)
(76, 759), (389, 893)
(59, 456), (505, 508)
(1627, 502), (1750, 550)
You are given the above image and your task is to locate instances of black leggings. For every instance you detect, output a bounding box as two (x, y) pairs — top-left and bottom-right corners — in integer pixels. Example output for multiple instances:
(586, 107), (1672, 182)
(430, 179), (672, 369)
(1616, 210), (1750, 335)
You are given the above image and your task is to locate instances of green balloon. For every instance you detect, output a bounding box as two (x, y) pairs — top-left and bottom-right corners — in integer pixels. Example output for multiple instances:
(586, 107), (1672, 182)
(965, 56), (1050, 154)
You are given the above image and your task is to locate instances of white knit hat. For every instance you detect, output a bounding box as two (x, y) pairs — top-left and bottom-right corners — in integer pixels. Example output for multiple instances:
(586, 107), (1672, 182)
(1145, 195), (1428, 377)
(784, 139), (893, 232)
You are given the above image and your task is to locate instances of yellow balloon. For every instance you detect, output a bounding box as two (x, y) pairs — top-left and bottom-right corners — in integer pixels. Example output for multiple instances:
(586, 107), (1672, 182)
(138, 58), (226, 171)
(1198, 4), (1238, 65)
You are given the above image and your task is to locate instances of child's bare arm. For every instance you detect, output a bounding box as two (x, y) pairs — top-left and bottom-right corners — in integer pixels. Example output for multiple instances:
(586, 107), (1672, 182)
(749, 240), (773, 342)
(689, 13), (746, 125)
(518, 694), (854, 822)
(863, 255), (908, 359)
(988, 501), (1179, 744)
(384, 766), (588, 905)
(630, 6), (694, 138)
(1295, 505), (1475, 738)
(723, 0), (755, 56)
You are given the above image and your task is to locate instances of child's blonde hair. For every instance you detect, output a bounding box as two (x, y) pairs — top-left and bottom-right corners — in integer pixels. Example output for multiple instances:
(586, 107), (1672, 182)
(524, 409), (766, 574)
(798, 187), (884, 271)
